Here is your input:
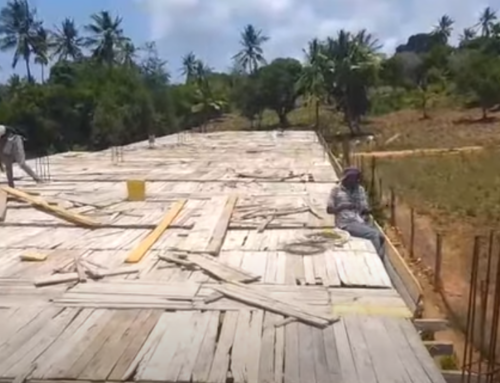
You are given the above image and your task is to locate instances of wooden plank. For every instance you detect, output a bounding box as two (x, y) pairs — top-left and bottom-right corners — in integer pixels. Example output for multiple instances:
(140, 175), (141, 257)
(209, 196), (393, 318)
(35, 309), (111, 379)
(324, 250), (341, 286)
(284, 321), (299, 383)
(1, 308), (80, 378)
(138, 311), (195, 381)
(107, 310), (162, 381)
(59, 309), (127, 379)
(381, 316), (433, 383)
(211, 282), (335, 327)
(358, 315), (411, 383)
(258, 312), (276, 383)
(125, 199), (186, 263)
(342, 316), (377, 383)
(121, 312), (173, 381)
(77, 310), (140, 380)
(442, 370), (479, 383)
(177, 311), (218, 383)
(375, 222), (423, 304)
(186, 252), (259, 283)
(0, 189), (6, 222)
(1, 186), (100, 227)
(424, 341), (454, 357)
(322, 323), (342, 383)
(303, 256), (316, 285)
(206, 195), (238, 255)
(190, 311), (220, 383)
(298, 323), (317, 383)
(332, 319), (360, 383)
(311, 326), (330, 383)
(274, 314), (285, 383)
(414, 318), (448, 333)
(0, 307), (62, 364)
(0, 307), (46, 348)
(162, 312), (211, 382)
(398, 319), (448, 383)
(207, 311), (239, 383)
(231, 311), (251, 383)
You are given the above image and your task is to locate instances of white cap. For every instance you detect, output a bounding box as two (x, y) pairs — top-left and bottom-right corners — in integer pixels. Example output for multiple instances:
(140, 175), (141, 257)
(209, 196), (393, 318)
(0, 125), (5, 137)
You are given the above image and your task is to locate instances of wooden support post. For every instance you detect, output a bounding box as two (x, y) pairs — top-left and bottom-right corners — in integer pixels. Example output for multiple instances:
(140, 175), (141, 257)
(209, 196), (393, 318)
(423, 340), (454, 357)
(378, 176), (383, 201)
(441, 370), (479, 383)
(341, 139), (351, 167)
(414, 318), (448, 332)
(370, 157), (376, 194)
(0, 189), (6, 222)
(390, 188), (396, 227)
(409, 208), (415, 258)
(434, 233), (443, 291)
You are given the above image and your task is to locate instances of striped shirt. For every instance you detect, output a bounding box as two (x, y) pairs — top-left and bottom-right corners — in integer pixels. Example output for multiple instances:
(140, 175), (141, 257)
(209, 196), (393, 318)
(327, 184), (369, 227)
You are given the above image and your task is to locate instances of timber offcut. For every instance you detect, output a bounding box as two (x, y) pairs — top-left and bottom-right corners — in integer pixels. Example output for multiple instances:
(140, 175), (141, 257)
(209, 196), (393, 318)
(0, 130), (448, 383)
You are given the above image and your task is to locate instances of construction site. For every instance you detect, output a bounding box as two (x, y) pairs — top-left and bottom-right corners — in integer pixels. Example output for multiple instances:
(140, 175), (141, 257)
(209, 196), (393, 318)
(0, 130), (477, 383)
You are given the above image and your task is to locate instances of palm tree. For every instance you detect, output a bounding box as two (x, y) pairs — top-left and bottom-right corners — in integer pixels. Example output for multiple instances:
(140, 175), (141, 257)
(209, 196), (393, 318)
(433, 15), (454, 43)
(181, 52), (197, 83)
(85, 10), (127, 65)
(320, 30), (381, 133)
(0, 0), (40, 81)
(477, 7), (497, 37)
(459, 27), (476, 42)
(296, 38), (326, 128)
(119, 40), (136, 66)
(232, 24), (269, 74)
(52, 18), (83, 61)
(33, 25), (49, 82)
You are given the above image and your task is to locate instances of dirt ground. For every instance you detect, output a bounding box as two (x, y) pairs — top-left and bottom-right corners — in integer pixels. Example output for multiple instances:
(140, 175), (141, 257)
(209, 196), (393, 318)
(363, 108), (500, 151)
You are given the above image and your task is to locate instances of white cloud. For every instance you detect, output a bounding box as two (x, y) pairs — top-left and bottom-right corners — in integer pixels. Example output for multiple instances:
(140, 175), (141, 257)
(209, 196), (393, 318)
(135, 0), (497, 79)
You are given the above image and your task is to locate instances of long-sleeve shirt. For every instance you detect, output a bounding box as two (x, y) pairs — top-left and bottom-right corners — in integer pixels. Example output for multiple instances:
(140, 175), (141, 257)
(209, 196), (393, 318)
(327, 184), (370, 228)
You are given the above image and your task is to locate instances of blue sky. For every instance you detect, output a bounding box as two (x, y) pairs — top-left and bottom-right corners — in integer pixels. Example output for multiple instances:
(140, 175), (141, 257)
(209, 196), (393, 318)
(0, 0), (497, 82)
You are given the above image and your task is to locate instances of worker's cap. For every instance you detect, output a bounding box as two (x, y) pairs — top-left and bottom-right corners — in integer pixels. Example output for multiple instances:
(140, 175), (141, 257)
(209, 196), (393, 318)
(0, 125), (5, 138)
(342, 167), (361, 180)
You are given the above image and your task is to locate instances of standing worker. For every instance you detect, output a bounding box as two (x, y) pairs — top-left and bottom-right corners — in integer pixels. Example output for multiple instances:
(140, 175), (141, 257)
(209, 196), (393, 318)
(326, 167), (386, 259)
(0, 125), (42, 187)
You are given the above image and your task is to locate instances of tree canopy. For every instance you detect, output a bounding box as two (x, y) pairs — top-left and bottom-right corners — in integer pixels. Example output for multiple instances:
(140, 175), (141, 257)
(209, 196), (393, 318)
(0, 0), (499, 155)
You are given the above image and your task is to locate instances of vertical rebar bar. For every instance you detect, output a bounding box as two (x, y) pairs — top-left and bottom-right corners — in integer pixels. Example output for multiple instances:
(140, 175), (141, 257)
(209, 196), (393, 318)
(462, 236), (481, 383)
(486, 238), (500, 383)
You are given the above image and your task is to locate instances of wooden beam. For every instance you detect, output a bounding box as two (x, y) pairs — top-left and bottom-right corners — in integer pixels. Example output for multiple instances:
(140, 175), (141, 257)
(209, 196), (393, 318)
(442, 370), (479, 383)
(414, 318), (449, 332)
(375, 221), (423, 307)
(205, 195), (238, 256)
(0, 189), (6, 222)
(424, 340), (454, 357)
(125, 199), (186, 263)
(1, 186), (100, 227)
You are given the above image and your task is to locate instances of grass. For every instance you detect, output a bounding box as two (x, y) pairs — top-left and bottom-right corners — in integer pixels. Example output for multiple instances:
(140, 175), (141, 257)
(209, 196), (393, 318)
(211, 105), (344, 132)
(375, 149), (500, 229)
(362, 108), (500, 152)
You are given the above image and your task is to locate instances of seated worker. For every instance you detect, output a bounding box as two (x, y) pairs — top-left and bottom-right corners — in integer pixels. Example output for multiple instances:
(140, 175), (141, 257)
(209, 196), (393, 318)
(326, 167), (385, 259)
(0, 125), (42, 187)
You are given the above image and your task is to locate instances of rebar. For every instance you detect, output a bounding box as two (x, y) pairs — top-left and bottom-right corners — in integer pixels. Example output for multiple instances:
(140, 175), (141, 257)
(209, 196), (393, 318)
(111, 146), (124, 164)
(461, 234), (500, 383)
(34, 153), (51, 182)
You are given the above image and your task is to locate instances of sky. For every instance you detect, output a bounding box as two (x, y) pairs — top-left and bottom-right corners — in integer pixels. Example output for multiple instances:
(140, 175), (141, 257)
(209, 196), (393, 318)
(0, 0), (496, 82)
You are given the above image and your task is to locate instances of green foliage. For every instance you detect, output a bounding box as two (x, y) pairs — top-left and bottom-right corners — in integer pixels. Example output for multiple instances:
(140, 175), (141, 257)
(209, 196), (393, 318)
(454, 51), (500, 118)
(0, 0), (500, 156)
(256, 58), (303, 126)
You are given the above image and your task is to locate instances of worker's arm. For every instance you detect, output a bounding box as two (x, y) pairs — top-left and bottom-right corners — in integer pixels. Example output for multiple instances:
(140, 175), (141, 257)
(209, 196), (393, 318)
(358, 186), (371, 215)
(326, 186), (354, 215)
